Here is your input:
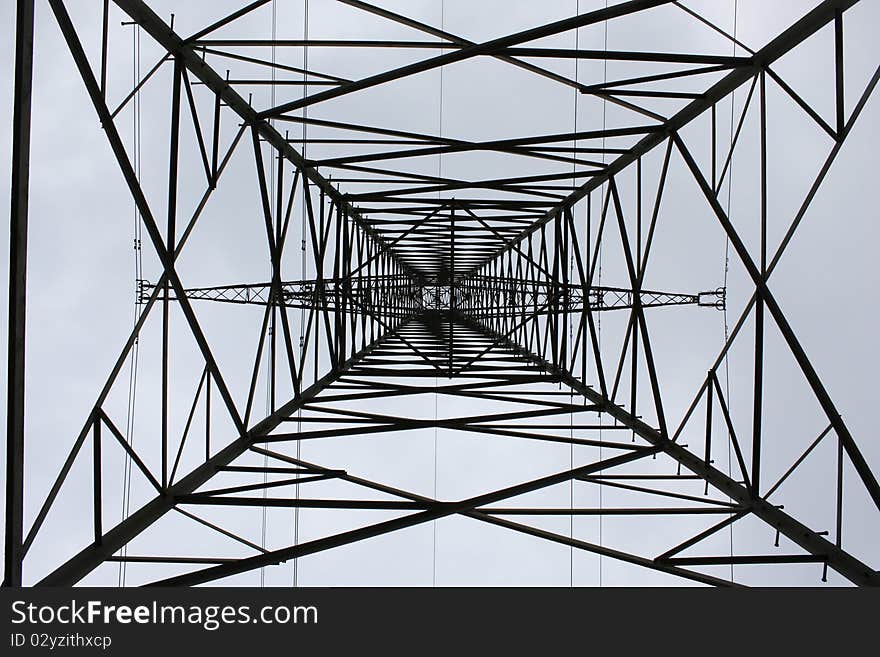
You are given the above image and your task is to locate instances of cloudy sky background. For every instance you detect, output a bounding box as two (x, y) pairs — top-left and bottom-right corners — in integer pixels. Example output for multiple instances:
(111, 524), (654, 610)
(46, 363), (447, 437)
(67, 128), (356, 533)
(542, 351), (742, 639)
(1, 0), (879, 586)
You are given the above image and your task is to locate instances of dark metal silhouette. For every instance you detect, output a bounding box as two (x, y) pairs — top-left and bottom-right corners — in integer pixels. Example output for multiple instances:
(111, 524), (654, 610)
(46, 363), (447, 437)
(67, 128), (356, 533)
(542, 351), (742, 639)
(6, 0), (879, 586)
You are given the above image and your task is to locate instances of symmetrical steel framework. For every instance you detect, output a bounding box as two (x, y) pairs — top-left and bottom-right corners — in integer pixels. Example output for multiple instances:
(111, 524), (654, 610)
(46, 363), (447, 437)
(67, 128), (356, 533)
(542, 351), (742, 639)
(5, 0), (880, 586)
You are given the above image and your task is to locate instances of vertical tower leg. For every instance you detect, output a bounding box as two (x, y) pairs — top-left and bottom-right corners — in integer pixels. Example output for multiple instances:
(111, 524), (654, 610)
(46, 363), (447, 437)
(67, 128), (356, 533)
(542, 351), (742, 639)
(4, 0), (36, 589)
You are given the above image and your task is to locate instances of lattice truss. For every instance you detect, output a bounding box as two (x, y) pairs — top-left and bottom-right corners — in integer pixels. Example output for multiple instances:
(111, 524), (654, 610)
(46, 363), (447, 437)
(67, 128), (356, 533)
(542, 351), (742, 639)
(7, 0), (880, 586)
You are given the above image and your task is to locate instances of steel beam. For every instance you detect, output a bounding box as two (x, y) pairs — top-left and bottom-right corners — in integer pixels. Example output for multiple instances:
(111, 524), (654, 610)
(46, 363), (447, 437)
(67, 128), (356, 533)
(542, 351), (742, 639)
(463, 314), (880, 587)
(3, 0), (35, 589)
(485, 0), (860, 270)
(111, 0), (412, 279)
(37, 338), (384, 586)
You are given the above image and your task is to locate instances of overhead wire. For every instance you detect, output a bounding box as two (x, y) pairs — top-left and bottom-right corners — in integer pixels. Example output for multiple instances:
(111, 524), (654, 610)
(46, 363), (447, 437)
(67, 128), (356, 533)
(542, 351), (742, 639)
(432, 0), (445, 589)
(260, 0), (278, 588)
(721, 0), (739, 584)
(568, 0), (581, 589)
(597, 0), (608, 589)
(292, 0), (309, 588)
(118, 20), (143, 587)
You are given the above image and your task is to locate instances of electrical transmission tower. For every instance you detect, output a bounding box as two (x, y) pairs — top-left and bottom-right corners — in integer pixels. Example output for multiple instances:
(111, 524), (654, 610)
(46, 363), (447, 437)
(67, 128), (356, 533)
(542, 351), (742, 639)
(5, 0), (880, 587)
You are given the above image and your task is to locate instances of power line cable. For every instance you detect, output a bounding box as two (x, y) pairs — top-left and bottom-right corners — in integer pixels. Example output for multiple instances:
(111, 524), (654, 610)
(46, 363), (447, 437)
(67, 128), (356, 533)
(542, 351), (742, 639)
(432, 0), (445, 589)
(721, 0), (739, 584)
(118, 21), (143, 587)
(292, 0), (309, 588)
(261, 0), (278, 588)
(597, 0), (608, 589)
(568, 0), (581, 589)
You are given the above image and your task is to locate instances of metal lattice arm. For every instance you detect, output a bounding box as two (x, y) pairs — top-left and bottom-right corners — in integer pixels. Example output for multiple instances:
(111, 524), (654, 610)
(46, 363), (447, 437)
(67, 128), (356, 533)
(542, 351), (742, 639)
(138, 277), (724, 318)
(455, 275), (725, 316)
(138, 275), (422, 319)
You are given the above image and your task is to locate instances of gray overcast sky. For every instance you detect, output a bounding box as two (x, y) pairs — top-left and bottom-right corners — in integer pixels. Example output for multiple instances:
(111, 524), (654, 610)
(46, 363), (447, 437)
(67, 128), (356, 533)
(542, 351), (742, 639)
(1, 0), (879, 586)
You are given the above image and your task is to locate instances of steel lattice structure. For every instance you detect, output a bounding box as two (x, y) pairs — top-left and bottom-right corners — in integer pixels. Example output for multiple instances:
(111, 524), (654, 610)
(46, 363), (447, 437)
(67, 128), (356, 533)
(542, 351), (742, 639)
(5, 0), (880, 587)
